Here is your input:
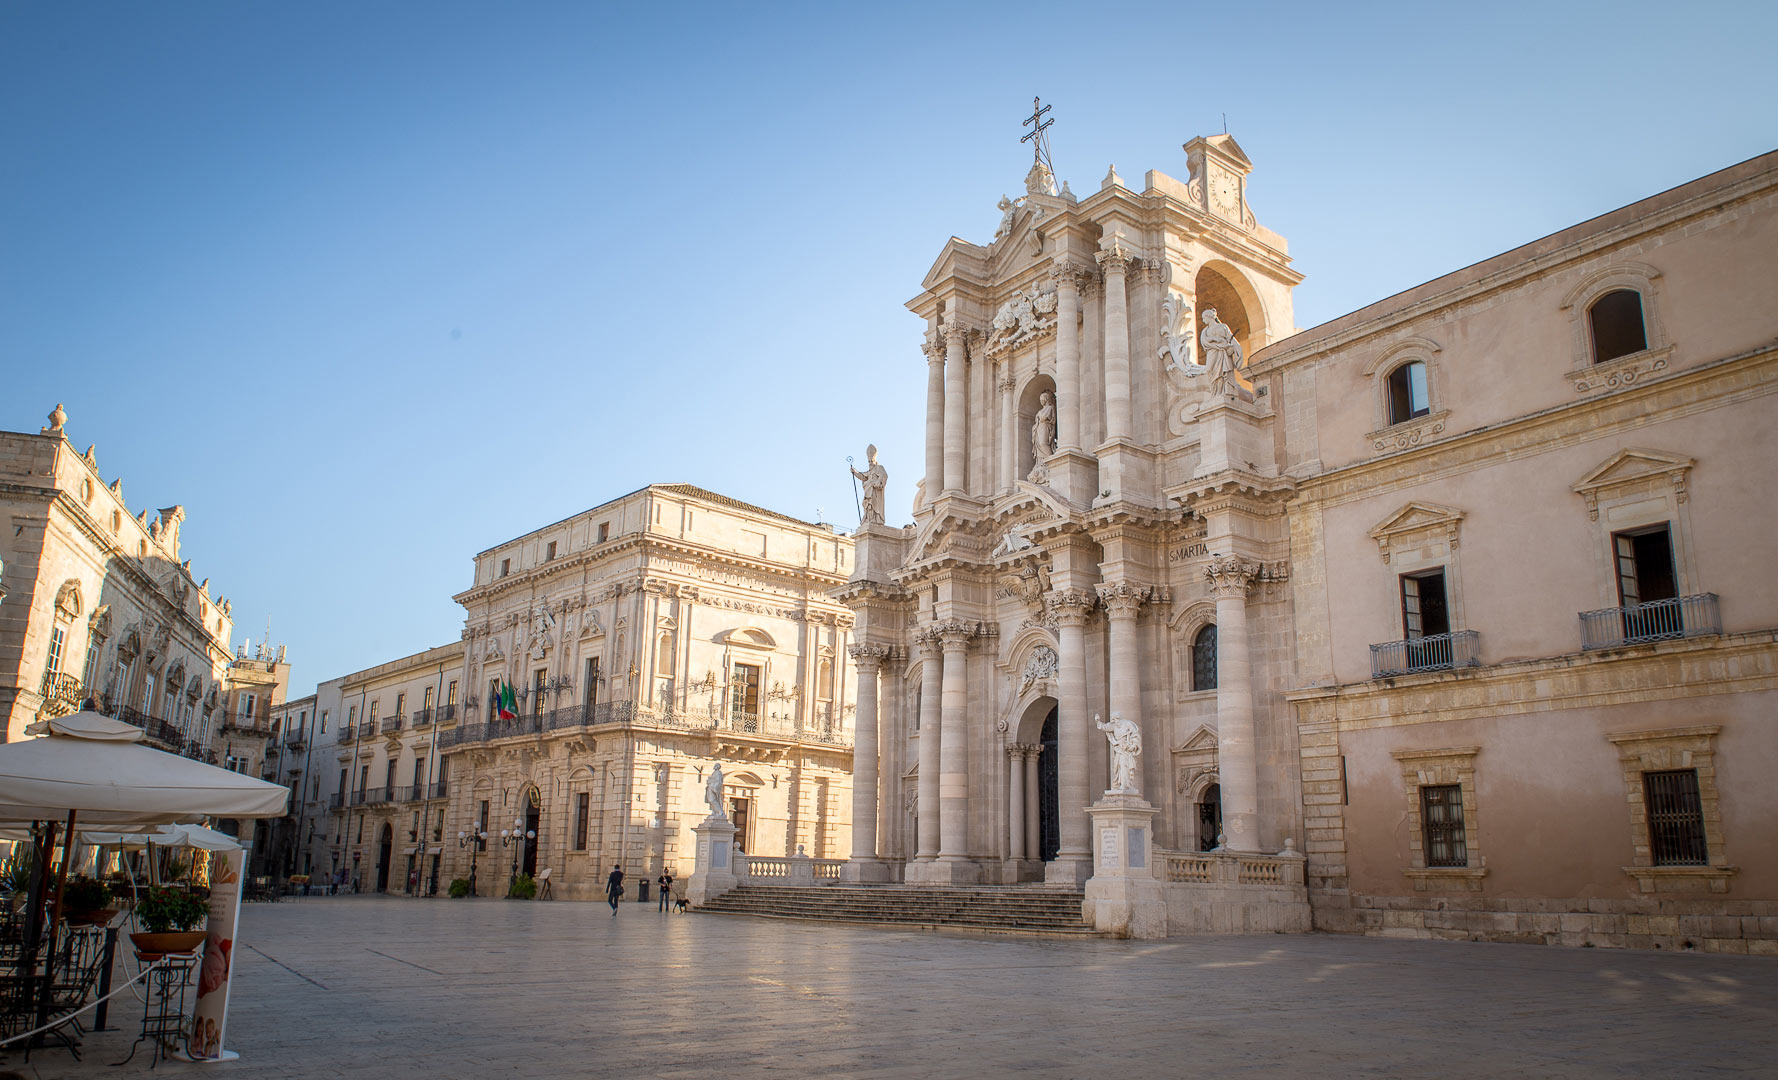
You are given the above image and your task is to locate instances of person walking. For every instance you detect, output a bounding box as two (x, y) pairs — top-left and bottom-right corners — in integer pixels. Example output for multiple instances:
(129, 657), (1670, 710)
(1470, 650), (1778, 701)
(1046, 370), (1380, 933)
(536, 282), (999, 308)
(606, 864), (625, 916)
(657, 869), (674, 912)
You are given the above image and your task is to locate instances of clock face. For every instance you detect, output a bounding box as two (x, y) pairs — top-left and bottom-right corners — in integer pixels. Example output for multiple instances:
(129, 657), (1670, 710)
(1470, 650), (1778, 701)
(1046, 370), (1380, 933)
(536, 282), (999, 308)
(1211, 170), (1238, 214)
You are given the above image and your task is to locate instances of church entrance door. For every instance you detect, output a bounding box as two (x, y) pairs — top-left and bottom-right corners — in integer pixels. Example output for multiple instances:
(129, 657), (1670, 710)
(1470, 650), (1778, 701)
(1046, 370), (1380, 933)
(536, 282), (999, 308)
(1037, 706), (1059, 862)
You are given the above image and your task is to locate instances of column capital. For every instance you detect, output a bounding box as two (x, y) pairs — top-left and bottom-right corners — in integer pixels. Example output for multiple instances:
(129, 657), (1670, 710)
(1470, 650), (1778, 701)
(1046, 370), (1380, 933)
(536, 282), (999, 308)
(922, 338), (946, 364)
(1095, 234), (1136, 276)
(997, 374), (1017, 394)
(847, 643), (890, 672)
(1094, 580), (1150, 619)
(933, 618), (979, 651)
(1045, 587), (1098, 627)
(1007, 742), (1042, 761)
(1205, 555), (1262, 599)
(1049, 260), (1089, 292)
(942, 321), (974, 348)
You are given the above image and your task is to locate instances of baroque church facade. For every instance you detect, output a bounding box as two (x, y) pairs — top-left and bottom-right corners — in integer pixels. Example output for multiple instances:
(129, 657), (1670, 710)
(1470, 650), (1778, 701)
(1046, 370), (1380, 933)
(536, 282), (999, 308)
(836, 137), (1778, 949)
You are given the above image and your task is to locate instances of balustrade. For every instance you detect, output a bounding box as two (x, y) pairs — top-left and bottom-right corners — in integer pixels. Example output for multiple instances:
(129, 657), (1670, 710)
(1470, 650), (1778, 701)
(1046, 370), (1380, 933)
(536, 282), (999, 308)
(1154, 847), (1305, 887)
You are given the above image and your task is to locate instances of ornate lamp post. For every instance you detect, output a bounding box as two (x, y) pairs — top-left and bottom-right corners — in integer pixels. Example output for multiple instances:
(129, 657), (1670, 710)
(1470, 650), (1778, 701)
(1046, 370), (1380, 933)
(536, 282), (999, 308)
(457, 826), (487, 896)
(500, 818), (535, 893)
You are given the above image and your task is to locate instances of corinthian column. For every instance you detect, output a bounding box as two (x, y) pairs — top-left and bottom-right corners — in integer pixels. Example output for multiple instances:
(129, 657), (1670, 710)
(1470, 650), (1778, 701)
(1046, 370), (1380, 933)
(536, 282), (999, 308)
(936, 620), (973, 866)
(1050, 262), (1083, 451)
(1095, 581), (1147, 796)
(846, 644), (887, 868)
(1007, 744), (1027, 862)
(998, 373), (1016, 492)
(942, 324), (968, 494)
(915, 631), (942, 863)
(1205, 556), (1261, 851)
(1045, 588), (1096, 883)
(1096, 236), (1134, 442)
(923, 339), (945, 508)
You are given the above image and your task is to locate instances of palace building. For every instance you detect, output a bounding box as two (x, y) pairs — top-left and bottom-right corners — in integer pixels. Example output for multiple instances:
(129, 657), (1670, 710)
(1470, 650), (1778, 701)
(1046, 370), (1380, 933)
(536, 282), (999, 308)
(833, 138), (1778, 949)
(437, 484), (858, 899)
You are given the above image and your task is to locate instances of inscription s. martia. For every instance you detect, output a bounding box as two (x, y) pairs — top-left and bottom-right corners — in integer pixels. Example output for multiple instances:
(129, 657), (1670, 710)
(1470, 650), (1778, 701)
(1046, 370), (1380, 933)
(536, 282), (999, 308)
(1167, 542), (1209, 562)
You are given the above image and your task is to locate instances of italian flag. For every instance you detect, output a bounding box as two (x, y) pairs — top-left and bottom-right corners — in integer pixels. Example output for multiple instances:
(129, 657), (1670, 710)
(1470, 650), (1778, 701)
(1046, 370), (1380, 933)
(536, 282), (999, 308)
(496, 681), (518, 721)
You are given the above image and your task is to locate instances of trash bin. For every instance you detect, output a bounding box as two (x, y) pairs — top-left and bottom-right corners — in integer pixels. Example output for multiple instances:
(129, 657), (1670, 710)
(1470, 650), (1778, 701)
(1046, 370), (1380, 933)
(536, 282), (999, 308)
(637, 880), (651, 903)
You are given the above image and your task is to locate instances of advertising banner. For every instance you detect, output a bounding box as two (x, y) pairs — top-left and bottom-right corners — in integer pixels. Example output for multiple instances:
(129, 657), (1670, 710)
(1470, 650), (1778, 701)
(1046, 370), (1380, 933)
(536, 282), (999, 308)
(188, 845), (245, 1061)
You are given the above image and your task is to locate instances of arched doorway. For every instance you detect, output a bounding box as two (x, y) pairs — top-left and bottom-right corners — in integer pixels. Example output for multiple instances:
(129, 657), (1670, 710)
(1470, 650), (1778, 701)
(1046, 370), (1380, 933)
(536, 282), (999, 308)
(522, 795), (540, 878)
(1037, 706), (1060, 862)
(1198, 784), (1223, 851)
(375, 823), (393, 892)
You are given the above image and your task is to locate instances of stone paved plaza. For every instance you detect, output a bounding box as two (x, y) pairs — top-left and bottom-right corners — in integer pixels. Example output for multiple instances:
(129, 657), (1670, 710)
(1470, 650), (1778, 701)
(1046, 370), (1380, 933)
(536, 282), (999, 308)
(10, 896), (1778, 1078)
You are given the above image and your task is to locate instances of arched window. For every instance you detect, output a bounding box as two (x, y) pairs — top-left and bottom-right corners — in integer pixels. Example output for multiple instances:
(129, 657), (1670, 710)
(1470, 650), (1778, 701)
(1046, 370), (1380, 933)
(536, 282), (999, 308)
(1386, 361), (1430, 425)
(1190, 625), (1218, 692)
(1589, 289), (1647, 364)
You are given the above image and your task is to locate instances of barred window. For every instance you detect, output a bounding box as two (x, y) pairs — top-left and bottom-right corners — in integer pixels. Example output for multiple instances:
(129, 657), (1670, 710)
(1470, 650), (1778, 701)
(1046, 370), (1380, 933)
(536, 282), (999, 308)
(1420, 784), (1468, 867)
(573, 792), (590, 851)
(1644, 769), (1708, 866)
(1190, 625), (1218, 691)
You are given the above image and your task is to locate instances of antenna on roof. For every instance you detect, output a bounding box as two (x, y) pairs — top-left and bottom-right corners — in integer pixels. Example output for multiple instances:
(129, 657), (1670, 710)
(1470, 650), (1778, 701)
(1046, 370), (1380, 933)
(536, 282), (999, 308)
(1222, 112), (1228, 135)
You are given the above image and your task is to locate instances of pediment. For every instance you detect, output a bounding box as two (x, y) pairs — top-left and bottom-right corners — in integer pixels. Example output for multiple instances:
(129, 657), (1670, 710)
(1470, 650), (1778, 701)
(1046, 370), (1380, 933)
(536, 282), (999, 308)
(1171, 725), (1219, 756)
(1368, 501), (1465, 543)
(1572, 447), (1693, 496)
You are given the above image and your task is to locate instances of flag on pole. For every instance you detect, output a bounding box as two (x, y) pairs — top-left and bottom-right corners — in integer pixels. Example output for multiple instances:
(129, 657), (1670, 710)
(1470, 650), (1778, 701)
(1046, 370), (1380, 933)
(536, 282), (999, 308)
(496, 681), (517, 720)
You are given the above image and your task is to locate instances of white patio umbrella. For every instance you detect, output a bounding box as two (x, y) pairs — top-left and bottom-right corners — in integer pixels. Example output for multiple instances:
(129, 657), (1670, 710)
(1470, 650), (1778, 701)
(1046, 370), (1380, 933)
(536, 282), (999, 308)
(0, 711), (288, 825)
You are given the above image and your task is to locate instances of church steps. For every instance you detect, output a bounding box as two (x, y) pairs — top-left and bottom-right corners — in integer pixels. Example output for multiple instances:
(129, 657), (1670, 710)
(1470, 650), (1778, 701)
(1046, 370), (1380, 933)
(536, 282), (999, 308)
(695, 884), (1102, 935)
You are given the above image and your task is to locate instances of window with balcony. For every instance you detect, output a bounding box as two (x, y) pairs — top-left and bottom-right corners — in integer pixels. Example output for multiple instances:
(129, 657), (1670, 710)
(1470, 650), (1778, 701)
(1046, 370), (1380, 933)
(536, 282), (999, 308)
(46, 627), (66, 678)
(422, 686), (434, 712)
(447, 681), (458, 707)
(1190, 625), (1217, 691)
(1401, 569), (1450, 641)
(369, 699), (379, 724)
(583, 658), (600, 712)
(395, 692), (406, 716)
(730, 663), (761, 730)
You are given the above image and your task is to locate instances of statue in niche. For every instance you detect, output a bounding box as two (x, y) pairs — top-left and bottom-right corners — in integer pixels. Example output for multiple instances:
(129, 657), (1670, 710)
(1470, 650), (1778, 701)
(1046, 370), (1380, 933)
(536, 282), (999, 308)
(1096, 712), (1143, 795)
(1031, 392), (1057, 462)
(850, 444), (888, 527)
(527, 609), (556, 661)
(1199, 308), (1247, 400)
(704, 762), (727, 820)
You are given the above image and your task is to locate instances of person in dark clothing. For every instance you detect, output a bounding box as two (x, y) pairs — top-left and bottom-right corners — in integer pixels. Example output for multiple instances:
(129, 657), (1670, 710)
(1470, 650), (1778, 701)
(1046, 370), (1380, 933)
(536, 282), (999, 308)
(657, 870), (674, 912)
(606, 864), (624, 915)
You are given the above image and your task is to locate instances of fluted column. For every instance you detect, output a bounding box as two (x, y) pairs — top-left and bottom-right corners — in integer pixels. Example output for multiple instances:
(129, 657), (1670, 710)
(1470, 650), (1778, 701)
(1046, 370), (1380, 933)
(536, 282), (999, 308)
(1006, 744), (1027, 861)
(1023, 747), (1040, 862)
(923, 340), (945, 507)
(1206, 557), (1261, 851)
(937, 620), (973, 862)
(1051, 262), (1083, 451)
(1095, 581), (1147, 797)
(1045, 589), (1096, 880)
(1097, 237), (1134, 442)
(942, 324), (968, 494)
(847, 644), (887, 865)
(998, 373), (1017, 491)
(915, 632), (942, 862)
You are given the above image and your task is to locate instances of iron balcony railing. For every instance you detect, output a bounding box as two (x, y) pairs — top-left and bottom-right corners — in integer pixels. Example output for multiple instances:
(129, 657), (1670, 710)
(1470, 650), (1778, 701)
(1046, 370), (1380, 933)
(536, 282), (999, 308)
(435, 703), (458, 724)
(329, 793), (345, 810)
(382, 715), (404, 735)
(362, 786), (392, 806)
(439, 700), (853, 750)
(1370, 630), (1482, 679)
(426, 781), (449, 799)
(349, 789), (367, 807)
(1579, 593), (1721, 650)
(338, 724), (356, 743)
(398, 783), (426, 802)
(410, 708), (434, 728)
(284, 731), (307, 750)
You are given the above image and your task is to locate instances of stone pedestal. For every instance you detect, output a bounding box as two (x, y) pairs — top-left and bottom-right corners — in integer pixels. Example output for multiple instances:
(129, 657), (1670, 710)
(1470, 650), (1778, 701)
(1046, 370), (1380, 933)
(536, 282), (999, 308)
(1083, 794), (1167, 939)
(1091, 439), (1157, 508)
(687, 816), (738, 907)
(1039, 448), (1099, 508)
(848, 522), (907, 584)
(1192, 397), (1269, 480)
(904, 855), (981, 885)
(841, 857), (891, 883)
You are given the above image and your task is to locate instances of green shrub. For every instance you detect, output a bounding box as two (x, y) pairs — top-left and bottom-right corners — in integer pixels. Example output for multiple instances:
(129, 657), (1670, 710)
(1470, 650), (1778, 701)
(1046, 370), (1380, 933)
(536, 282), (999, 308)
(62, 876), (109, 913)
(447, 877), (471, 899)
(2, 850), (35, 896)
(507, 873), (537, 900)
(135, 888), (206, 933)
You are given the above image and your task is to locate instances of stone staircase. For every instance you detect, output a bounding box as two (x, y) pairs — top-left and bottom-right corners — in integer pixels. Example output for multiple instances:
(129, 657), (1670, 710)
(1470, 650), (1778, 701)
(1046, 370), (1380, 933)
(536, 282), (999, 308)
(696, 884), (1102, 936)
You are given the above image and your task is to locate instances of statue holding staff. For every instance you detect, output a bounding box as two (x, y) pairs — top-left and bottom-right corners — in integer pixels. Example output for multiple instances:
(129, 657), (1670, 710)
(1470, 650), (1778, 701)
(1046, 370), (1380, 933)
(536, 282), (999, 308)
(850, 444), (888, 526)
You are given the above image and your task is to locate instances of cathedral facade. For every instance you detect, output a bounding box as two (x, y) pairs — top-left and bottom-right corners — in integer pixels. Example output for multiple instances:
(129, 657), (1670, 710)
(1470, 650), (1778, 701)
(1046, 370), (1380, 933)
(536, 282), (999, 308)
(839, 138), (1778, 949)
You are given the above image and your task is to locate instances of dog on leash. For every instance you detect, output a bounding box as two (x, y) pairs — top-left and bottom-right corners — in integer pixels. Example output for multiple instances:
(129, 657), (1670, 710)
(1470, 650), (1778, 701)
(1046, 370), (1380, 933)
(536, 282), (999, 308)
(673, 896), (690, 913)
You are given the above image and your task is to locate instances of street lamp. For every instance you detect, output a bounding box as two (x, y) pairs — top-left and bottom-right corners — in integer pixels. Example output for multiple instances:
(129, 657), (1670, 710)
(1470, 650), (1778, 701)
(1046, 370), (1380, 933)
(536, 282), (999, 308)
(500, 817), (535, 893)
(457, 827), (487, 896)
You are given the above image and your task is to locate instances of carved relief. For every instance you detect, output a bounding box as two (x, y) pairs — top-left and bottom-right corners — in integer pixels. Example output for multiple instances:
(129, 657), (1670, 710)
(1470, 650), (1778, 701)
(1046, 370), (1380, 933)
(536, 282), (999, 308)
(1158, 292), (1200, 378)
(1368, 411), (1449, 452)
(1017, 645), (1058, 697)
(985, 286), (1059, 355)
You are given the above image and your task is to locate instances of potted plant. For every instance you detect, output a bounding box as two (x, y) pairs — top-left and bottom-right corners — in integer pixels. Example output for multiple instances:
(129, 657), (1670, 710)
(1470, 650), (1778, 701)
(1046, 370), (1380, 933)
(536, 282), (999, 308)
(507, 873), (537, 900)
(1, 849), (34, 906)
(61, 876), (115, 926)
(130, 887), (208, 956)
(448, 877), (471, 899)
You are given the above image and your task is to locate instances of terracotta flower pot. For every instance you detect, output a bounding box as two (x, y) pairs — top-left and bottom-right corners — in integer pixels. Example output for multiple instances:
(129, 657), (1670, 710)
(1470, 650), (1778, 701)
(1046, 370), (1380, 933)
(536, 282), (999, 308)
(130, 930), (207, 957)
(65, 907), (117, 927)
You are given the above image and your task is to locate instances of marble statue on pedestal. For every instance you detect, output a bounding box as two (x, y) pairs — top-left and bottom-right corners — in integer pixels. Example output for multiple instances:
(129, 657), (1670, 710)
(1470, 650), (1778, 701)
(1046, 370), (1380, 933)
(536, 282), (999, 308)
(1096, 712), (1143, 795)
(1200, 308), (1246, 399)
(705, 762), (727, 819)
(1031, 393), (1057, 462)
(851, 445), (887, 526)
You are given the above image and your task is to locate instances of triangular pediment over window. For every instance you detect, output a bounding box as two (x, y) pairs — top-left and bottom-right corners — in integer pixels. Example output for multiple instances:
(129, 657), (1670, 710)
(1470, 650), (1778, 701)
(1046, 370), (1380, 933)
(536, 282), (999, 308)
(1171, 725), (1219, 756)
(1368, 501), (1465, 562)
(1572, 448), (1693, 498)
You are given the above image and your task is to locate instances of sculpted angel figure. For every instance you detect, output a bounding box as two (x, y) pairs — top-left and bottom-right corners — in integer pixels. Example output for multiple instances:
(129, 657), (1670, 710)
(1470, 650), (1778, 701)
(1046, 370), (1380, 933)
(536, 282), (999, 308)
(1199, 308), (1246, 399)
(1031, 392), (1057, 461)
(850, 444), (888, 526)
(1095, 712), (1143, 795)
(993, 195), (1018, 241)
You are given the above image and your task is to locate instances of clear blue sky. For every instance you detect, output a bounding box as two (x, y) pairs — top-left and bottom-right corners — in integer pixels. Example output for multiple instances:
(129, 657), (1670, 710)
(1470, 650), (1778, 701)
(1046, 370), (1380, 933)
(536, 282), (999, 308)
(5, 2), (1773, 693)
